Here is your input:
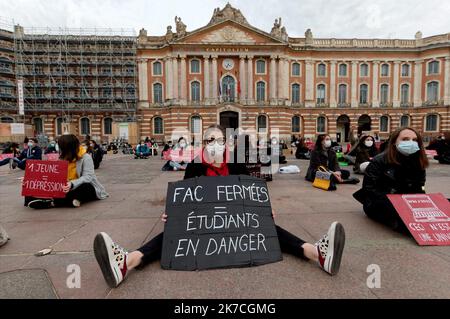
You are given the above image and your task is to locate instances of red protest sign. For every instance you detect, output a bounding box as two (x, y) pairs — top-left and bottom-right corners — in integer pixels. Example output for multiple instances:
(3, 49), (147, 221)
(387, 193), (450, 246)
(21, 160), (68, 199)
(0, 154), (13, 160)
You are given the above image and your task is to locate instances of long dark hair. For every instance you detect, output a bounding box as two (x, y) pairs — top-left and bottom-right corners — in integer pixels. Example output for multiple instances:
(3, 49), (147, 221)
(58, 134), (81, 162)
(315, 134), (330, 152)
(386, 127), (428, 169)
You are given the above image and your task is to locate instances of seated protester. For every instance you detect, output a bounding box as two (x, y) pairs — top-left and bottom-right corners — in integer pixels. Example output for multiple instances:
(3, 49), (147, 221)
(161, 140), (173, 158)
(93, 125), (346, 288)
(295, 138), (311, 160)
(45, 139), (59, 154)
(352, 135), (379, 174)
(353, 127), (429, 233)
(26, 134), (108, 209)
(268, 137), (287, 165)
(427, 132), (450, 164)
(12, 138), (42, 170)
(89, 140), (103, 169)
(305, 134), (360, 184)
(135, 141), (151, 159)
(0, 142), (20, 167)
(150, 142), (158, 156)
(169, 137), (189, 171)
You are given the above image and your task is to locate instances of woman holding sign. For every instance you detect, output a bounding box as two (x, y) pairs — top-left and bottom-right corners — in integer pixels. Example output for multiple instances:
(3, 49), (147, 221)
(353, 127), (429, 233)
(94, 125), (346, 288)
(26, 134), (108, 209)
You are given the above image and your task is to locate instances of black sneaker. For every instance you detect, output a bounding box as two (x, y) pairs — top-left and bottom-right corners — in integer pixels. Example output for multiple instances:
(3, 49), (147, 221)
(342, 177), (360, 184)
(11, 161), (17, 169)
(28, 199), (54, 209)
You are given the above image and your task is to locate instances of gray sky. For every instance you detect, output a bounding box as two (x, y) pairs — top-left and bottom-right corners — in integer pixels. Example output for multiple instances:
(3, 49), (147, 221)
(1, 0), (449, 38)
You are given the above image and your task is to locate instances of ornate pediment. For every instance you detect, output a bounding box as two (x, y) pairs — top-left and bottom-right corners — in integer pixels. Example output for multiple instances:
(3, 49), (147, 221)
(200, 25), (256, 43)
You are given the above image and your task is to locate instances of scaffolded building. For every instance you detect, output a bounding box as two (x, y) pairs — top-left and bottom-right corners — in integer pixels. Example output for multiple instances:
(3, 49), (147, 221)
(0, 20), (138, 142)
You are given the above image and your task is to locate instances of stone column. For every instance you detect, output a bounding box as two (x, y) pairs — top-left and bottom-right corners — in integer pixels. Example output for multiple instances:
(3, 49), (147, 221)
(372, 61), (380, 107)
(203, 55), (210, 104)
(413, 60), (423, 107)
(180, 55), (187, 105)
(239, 55), (246, 104)
(247, 55), (254, 104)
(165, 57), (173, 100)
(172, 57), (179, 102)
(393, 61), (401, 107)
(211, 55), (218, 103)
(351, 61), (358, 107)
(283, 57), (290, 102)
(270, 55), (277, 105)
(305, 59), (314, 107)
(330, 61), (337, 108)
(444, 57), (450, 105)
(137, 58), (148, 107)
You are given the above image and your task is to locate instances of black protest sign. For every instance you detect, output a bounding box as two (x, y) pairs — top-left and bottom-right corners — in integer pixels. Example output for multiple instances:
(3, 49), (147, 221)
(161, 175), (282, 271)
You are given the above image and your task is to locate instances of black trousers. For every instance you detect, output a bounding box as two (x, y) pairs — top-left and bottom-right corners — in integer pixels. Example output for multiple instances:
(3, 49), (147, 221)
(363, 195), (409, 234)
(24, 183), (98, 207)
(136, 225), (307, 268)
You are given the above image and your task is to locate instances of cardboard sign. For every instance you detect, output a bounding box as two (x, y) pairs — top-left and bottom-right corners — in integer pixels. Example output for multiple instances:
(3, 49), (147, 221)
(10, 123), (25, 135)
(21, 160), (68, 198)
(0, 153), (14, 160)
(44, 153), (60, 161)
(161, 175), (282, 270)
(425, 150), (438, 158)
(387, 193), (450, 246)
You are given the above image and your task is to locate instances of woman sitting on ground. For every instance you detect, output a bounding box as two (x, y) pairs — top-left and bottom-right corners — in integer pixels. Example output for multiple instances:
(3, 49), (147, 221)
(26, 134), (108, 209)
(427, 132), (450, 165)
(93, 125), (346, 288)
(0, 142), (20, 167)
(295, 137), (311, 160)
(305, 134), (360, 184)
(351, 135), (378, 174)
(353, 127), (429, 233)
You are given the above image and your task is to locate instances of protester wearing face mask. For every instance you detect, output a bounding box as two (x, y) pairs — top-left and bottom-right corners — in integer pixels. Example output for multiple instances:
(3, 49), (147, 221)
(353, 127), (429, 233)
(426, 132), (450, 164)
(26, 134), (108, 209)
(305, 134), (360, 184)
(168, 137), (189, 171)
(88, 140), (103, 169)
(0, 142), (20, 168)
(161, 140), (173, 159)
(267, 137), (287, 165)
(45, 139), (59, 154)
(94, 125), (346, 288)
(11, 138), (42, 170)
(351, 135), (378, 174)
(135, 140), (151, 159)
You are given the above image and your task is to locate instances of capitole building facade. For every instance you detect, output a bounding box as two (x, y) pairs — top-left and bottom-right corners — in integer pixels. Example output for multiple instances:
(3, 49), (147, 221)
(137, 3), (450, 144)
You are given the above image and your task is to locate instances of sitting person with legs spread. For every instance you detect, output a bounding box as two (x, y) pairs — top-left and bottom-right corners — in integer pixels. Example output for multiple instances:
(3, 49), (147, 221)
(0, 142), (20, 168)
(135, 141), (151, 159)
(12, 138), (42, 170)
(26, 134), (108, 209)
(93, 125), (346, 288)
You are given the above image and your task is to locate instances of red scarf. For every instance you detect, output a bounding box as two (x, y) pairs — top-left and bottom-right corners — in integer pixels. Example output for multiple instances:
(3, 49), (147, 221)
(202, 147), (230, 177)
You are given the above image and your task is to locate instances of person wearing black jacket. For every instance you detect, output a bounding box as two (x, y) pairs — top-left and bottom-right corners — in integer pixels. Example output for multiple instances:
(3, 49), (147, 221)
(353, 127), (429, 233)
(0, 142), (20, 167)
(427, 132), (450, 164)
(350, 135), (378, 174)
(305, 134), (359, 184)
(93, 125), (346, 288)
(11, 138), (42, 170)
(295, 137), (311, 160)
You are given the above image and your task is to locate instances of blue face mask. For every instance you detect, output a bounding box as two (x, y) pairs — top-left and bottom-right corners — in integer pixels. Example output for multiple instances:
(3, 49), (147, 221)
(396, 141), (420, 156)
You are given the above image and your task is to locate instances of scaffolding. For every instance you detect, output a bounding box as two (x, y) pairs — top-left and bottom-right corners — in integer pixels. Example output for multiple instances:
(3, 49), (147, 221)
(10, 24), (138, 124)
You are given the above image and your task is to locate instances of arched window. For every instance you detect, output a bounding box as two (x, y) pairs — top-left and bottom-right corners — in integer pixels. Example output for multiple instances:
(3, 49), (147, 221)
(104, 117), (113, 135)
(380, 84), (389, 105)
(256, 60), (266, 74)
(360, 84), (368, 104)
(317, 84), (326, 104)
(221, 75), (235, 102)
(153, 83), (163, 103)
(381, 63), (390, 77)
(317, 63), (326, 77)
(400, 115), (410, 128)
(257, 115), (267, 133)
(33, 118), (43, 134)
(153, 117), (163, 135)
(1, 116), (14, 123)
(190, 116), (202, 134)
(401, 64), (410, 77)
(80, 118), (90, 135)
(291, 84), (300, 103)
(190, 59), (200, 74)
(292, 62), (301, 76)
(190, 81), (201, 102)
(153, 61), (162, 76)
(428, 61), (440, 75)
(338, 84), (347, 105)
(338, 64), (347, 77)
(360, 63), (369, 77)
(379, 116), (389, 133)
(292, 116), (301, 133)
(317, 116), (326, 133)
(256, 81), (265, 102)
(427, 81), (439, 103)
(401, 84), (410, 105)
(425, 114), (438, 132)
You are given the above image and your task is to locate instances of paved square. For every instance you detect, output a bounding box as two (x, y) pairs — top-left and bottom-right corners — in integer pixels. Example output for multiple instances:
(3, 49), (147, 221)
(1, 153), (449, 299)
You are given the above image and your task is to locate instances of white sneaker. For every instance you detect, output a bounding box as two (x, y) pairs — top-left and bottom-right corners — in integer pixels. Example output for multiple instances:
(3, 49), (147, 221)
(72, 199), (81, 208)
(93, 232), (129, 288)
(316, 222), (346, 276)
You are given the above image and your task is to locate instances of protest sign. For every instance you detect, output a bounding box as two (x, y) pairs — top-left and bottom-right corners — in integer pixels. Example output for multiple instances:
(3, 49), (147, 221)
(21, 160), (68, 198)
(0, 153), (14, 161)
(161, 175), (282, 270)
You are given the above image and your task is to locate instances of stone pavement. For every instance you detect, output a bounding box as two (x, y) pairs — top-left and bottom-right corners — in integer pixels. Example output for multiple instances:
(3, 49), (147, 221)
(0, 152), (449, 299)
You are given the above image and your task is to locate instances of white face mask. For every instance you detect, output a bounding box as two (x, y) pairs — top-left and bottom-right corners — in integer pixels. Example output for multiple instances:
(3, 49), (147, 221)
(365, 140), (374, 148)
(28, 142), (34, 148)
(324, 140), (332, 148)
(179, 142), (187, 148)
(206, 142), (225, 161)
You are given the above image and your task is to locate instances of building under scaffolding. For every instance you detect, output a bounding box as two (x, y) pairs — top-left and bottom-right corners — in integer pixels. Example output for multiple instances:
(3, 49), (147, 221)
(0, 20), (138, 142)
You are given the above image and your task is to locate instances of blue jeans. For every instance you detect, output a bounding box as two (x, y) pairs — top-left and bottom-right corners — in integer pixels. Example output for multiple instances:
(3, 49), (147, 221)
(0, 158), (11, 167)
(13, 158), (27, 170)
